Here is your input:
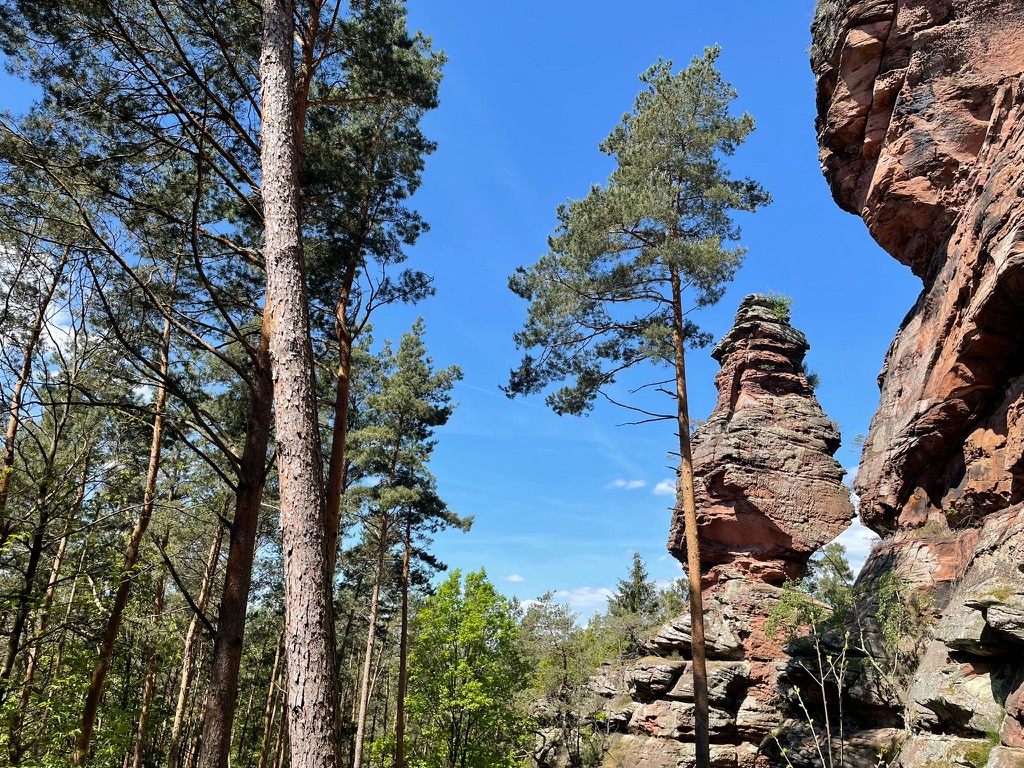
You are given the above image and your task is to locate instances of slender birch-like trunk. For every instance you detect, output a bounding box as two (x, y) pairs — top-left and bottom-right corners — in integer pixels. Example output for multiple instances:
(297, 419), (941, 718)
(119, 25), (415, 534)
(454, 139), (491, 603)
(168, 523), (224, 768)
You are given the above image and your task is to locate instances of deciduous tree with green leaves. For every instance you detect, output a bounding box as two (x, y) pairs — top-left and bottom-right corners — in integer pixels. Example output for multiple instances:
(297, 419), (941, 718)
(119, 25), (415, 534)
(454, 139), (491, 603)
(406, 569), (531, 768)
(505, 46), (770, 768)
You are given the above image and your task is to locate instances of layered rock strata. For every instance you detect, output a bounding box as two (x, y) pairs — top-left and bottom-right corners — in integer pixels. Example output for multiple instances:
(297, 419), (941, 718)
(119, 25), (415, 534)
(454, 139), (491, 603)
(668, 294), (853, 585)
(813, 1), (1024, 765)
(588, 298), (853, 767)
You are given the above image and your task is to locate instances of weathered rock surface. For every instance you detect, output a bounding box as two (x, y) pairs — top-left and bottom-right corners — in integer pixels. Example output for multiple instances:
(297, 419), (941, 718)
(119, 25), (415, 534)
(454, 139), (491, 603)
(586, 300), (854, 767)
(668, 295), (854, 585)
(814, 2), (1024, 765)
(814, 0), (1024, 534)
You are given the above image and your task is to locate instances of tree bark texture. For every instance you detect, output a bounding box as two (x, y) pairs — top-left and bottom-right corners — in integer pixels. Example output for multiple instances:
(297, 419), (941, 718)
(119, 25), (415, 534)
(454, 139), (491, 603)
(260, 1), (339, 765)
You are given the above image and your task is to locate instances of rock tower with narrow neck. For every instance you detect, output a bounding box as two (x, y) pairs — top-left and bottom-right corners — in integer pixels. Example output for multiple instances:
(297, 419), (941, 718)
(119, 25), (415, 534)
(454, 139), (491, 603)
(591, 296), (853, 768)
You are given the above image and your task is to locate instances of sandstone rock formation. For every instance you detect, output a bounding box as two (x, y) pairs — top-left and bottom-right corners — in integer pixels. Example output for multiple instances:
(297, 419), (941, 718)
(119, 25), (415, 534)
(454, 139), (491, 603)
(586, 298), (853, 768)
(668, 294), (853, 585)
(813, 1), (1024, 765)
(813, 0), (1024, 534)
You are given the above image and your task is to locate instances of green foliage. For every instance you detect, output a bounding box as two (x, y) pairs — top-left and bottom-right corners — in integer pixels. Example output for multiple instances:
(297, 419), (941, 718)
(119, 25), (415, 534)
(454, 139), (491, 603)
(506, 46), (769, 415)
(811, 1), (850, 64)
(764, 291), (793, 323)
(406, 570), (532, 768)
(608, 553), (658, 621)
(875, 570), (933, 668)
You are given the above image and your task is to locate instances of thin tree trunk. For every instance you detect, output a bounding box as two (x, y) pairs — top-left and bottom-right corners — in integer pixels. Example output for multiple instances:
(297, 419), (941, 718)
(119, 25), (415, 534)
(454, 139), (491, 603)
(184, 643), (208, 768)
(74, 305), (173, 765)
(395, 518), (411, 768)
(323, 264), (356, 576)
(0, 249), (68, 548)
(235, 674), (259, 762)
(196, 335), (273, 768)
(0, 394), (71, 694)
(258, 640), (284, 768)
(49, 530), (91, 687)
(273, 698), (288, 768)
(670, 267), (709, 768)
(131, 525), (171, 768)
(168, 522), (224, 768)
(9, 452), (90, 762)
(260, 0), (339, 764)
(353, 519), (389, 768)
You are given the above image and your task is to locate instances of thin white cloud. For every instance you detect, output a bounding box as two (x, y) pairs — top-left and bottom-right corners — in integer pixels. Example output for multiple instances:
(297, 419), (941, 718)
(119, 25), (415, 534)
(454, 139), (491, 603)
(606, 478), (647, 490)
(831, 515), (878, 576)
(504, 574), (524, 583)
(653, 479), (676, 496)
(553, 586), (614, 617)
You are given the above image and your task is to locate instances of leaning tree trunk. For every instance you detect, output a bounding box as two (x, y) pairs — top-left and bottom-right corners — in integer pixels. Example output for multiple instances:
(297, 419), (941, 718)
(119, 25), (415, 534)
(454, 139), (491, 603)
(131, 525), (171, 768)
(0, 248), (68, 549)
(670, 267), (709, 768)
(74, 306), (173, 765)
(168, 522), (224, 768)
(260, 0), (339, 765)
(195, 343), (273, 768)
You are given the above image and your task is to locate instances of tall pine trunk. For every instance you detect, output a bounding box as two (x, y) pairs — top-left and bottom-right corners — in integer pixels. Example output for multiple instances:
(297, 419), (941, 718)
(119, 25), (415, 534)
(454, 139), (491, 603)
(260, 0), (339, 765)
(670, 267), (709, 768)
(196, 339), (273, 768)
(323, 268), (355, 578)
(195, 335), (274, 768)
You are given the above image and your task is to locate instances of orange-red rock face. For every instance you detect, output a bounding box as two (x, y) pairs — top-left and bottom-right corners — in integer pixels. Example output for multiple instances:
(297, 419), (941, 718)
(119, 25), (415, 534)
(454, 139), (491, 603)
(814, 2), (1024, 764)
(667, 295), (854, 584)
(814, 0), (1024, 534)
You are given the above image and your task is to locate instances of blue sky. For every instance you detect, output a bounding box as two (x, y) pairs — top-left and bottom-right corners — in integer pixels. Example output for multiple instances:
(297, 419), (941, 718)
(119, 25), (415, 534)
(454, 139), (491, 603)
(0, 1), (923, 618)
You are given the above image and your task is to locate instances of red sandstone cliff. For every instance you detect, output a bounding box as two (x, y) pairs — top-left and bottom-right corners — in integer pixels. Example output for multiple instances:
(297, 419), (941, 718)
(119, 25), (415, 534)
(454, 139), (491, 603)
(813, 2), (1024, 765)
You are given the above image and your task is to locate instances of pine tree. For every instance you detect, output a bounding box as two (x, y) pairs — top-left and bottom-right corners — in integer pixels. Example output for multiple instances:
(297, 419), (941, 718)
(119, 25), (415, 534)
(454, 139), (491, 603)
(505, 47), (770, 768)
